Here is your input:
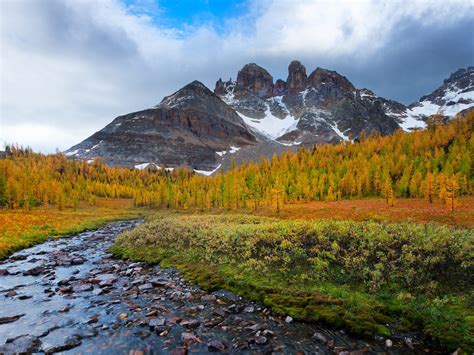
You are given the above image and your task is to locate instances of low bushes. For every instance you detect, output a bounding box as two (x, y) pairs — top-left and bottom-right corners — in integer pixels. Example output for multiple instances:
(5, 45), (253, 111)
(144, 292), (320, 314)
(112, 213), (473, 351)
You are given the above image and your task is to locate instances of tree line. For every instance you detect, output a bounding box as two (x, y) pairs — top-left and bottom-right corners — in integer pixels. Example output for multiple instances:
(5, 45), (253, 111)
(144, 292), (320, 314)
(1, 112), (473, 211)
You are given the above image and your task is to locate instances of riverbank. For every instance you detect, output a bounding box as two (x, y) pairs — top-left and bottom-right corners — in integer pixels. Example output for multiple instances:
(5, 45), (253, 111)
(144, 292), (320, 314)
(0, 220), (418, 353)
(0, 198), (147, 259)
(112, 213), (474, 353)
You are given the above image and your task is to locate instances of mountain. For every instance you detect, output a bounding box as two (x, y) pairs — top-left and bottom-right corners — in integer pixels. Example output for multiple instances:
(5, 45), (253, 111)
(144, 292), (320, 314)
(215, 61), (402, 146)
(65, 81), (256, 170)
(356, 67), (474, 131)
(66, 62), (473, 174)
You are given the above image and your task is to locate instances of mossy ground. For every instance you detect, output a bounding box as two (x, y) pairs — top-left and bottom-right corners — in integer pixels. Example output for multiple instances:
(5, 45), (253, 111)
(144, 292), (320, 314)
(111, 212), (474, 352)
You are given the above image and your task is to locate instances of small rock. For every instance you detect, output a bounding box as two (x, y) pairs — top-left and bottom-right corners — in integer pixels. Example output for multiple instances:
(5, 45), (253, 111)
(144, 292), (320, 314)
(118, 313), (128, 320)
(87, 315), (99, 324)
(149, 318), (166, 328)
(181, 332), (200, 344)
(0, 269), (10, 276)
(73, 283), (93, 292)
(213, 309), (227, 317)
(208, 340), (226, 352)
(18, 295), (32, 300)
(243, 306), (255, 313)
(404, 337), (414, 349)
(6, 290), (17, 297)
(59, 286), (73, 293)
(255, 336), (268, 345)
(246, 323), (266, 332)
(181, 319), (200, 329)
(0, 314), (25, 324)
(23, 266), (46, 276)
(43, 335), (81, 353)
(138, 283), (153, 292)
(285, 316), (293, 323)
(201, 294), (217, 302)
(385, 339), (393, 348)
(10, 254), (28, 261)
(71, 258), (85, 265)
(312, 332), (327, 343)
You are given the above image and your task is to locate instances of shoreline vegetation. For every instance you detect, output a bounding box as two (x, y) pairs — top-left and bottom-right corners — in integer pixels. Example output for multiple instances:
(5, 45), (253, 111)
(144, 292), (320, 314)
(0, 198), (147, 259)
(111, 213), (474, 352)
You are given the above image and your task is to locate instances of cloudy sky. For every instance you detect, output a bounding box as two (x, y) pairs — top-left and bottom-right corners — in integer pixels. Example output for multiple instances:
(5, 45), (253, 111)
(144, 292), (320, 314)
(1, 0), (473, 153)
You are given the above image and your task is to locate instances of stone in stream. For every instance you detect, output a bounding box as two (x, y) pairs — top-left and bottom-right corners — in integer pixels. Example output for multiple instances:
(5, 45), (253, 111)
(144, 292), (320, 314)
(255, 335), (268, 345)
(71, 257), (85, 265)
(18, 294), (32, 300)
(285, 315), (293, 323)
(0, 269), (9, 276)
(43, 335), (82, 354)
(138, 283), (153, 292)
(181, 332), (200, 344)
(93, 273), (118, 285)
(312, 332), (328, 343)
(243, 306), (255, 313)
(9, 254), (28, 261)
(0, 314), (25, 324)
(207, 340), (227, 352)
(150, 277), (170, 287)
(201, 294), (217, 302)
(180, 319), (200, 329)
(22, 266), (46, 276)
(148, 318), (166, 328)
(0, 335), (42, 353)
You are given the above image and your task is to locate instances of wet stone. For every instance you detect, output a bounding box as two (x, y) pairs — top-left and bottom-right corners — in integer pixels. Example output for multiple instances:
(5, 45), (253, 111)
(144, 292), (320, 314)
(22, 265), (46, 276)
(148, 318), (166, 328)
(43, 335), (82, 354)
(0, 314), (25, 324)
(312, 332), (328, 343)
(255, 335), (268, 345)
(0, 335), (42, 353)
(138, 283), (153, 291)
(208, 339), (227, 352)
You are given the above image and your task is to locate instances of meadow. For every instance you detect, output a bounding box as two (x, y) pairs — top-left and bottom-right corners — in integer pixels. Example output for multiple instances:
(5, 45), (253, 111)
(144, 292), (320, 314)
(0, 198), (147, 259)
(112, 213), (474, 352)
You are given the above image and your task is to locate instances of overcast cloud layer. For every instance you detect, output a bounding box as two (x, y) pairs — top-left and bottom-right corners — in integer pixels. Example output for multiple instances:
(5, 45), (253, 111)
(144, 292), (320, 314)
(1, 0), (473, 152)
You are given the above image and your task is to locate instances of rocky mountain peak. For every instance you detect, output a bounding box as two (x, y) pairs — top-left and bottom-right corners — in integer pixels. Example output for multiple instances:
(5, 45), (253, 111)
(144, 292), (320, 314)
(287, 60), (307, 95)
(444, 66), (474, 87)
(414, 66), (474, 113)
(308, 67), (355, 93)
(236, 63), (274, 98)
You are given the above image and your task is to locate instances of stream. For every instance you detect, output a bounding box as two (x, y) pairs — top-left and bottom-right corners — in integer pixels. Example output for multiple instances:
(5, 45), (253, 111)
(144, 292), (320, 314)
(0, 220), (436, 354)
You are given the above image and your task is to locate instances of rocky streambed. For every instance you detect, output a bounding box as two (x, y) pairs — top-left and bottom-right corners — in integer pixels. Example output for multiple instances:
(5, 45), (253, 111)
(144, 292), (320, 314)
(0, 220), (435, 354)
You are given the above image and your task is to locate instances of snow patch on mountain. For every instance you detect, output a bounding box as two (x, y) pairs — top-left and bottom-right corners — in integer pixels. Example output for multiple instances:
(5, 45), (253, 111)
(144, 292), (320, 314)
(194, 164), (222, 176)
(237, 104), (299, 140)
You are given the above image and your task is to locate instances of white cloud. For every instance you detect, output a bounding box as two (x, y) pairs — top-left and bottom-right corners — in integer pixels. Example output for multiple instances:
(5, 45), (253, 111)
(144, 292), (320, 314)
(1, 0), (472, 153)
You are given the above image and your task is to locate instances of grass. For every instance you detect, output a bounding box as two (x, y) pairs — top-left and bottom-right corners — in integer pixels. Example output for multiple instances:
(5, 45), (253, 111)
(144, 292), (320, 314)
(112, 212), (474, 352)
(257, 196), (474, 227)
(0, 198), (149, 259)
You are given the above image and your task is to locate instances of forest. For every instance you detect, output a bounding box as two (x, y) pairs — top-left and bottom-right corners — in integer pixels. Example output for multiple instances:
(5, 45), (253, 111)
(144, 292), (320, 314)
(1, 112), (473, 212)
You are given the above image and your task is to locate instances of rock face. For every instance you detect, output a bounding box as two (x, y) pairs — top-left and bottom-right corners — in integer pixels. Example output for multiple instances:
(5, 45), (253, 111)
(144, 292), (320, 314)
(287, 60), (307, 95)
(235, 63), (274, 98)
(216, 60), (401, 146)
(65, 81), (256, 170)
